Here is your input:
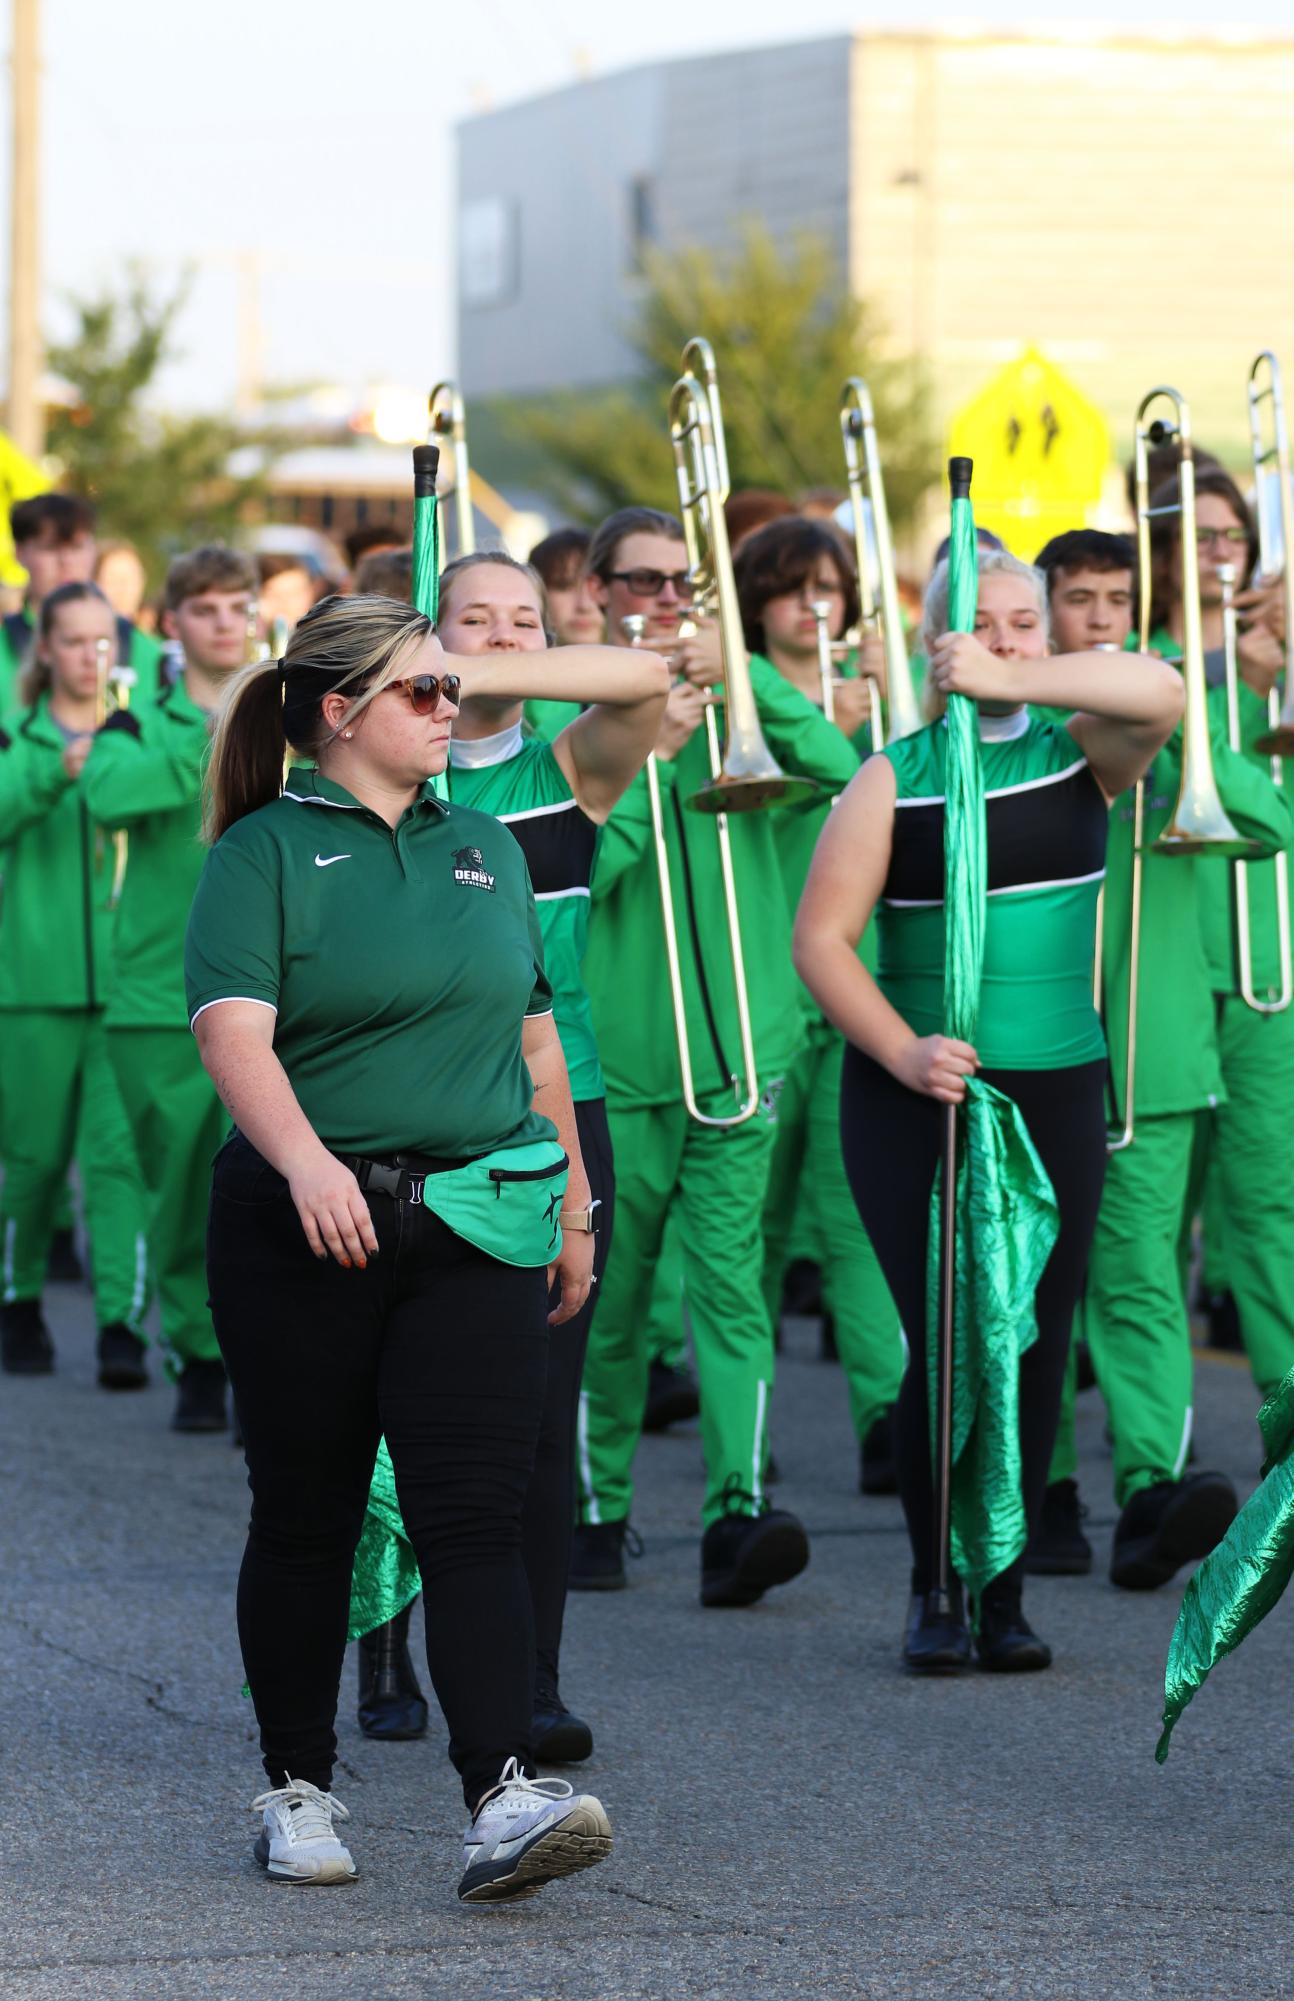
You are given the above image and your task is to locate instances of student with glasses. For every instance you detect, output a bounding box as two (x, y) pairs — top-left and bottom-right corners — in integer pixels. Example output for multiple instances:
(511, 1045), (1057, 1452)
(186, 593), (614, 1903)
(572, 507), (858, 1607)
(1147, 471), (1294, 1485)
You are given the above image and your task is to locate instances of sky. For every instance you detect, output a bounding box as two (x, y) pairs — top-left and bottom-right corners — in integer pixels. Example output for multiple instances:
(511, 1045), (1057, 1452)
(10, 0), (1294, 415)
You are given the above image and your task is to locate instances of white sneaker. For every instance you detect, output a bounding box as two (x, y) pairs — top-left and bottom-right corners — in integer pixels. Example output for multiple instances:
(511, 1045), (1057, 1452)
(251, 1776), (358, 1885)
(458, 1757), (612, 1903)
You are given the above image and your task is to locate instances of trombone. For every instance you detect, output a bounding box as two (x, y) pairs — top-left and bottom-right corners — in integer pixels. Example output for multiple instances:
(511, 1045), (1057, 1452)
(1103, 388), (1264, 1150)
(839, 378), (922, 741)
(624, 340), (814, 1129)
(1218, 557), (1292, 1013)
(810, 598), (884, 745)
(429, 381), (475, 558)
(94, 635), (136, 908)
(1249, 351), (1294, 757)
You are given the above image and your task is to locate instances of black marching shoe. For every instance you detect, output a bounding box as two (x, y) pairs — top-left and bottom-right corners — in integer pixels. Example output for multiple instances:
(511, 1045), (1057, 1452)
(1024, 1478), (1092, 1576)
(46, 1225), (84, 1285)
(1203, 1289), (1244, 1355)
(532, 1671), (593, 1764)
(569, 1520), (633, 1592)
(860, 1410), (898, 1495)
(1110, 1472), (1238, 1591)
(171, 1358), (228, 1433)
(97, 1322), (148, 1391)
(1, 1299), (55, 1375)
(903, 1580), (971, 1674)
(642, 1359), (701, 1433)
(700, 1501), (809, 1609)
(358, 1604), (429, 1740)
(974, 1589), (1053, 1673)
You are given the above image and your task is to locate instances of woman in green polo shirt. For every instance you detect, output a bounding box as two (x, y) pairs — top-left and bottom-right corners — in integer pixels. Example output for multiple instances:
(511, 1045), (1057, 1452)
(0, 581), (149, 1383)
(185, 593), (613, 1905)
(794, 551), (1184, 1676)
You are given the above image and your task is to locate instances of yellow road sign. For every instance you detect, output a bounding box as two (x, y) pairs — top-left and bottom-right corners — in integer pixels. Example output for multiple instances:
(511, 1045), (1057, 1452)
(948, 346), (1110, 557)
(0, 428), (50, 587)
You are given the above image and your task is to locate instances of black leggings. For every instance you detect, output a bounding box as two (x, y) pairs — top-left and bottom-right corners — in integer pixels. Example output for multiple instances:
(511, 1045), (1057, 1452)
(524, 1096), (614, 1694)
(208, 1132), (549, 1810)
(840, 1051), (1107, 1602)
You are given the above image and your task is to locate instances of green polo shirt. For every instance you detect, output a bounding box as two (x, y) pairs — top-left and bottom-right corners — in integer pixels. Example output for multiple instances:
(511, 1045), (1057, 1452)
(82, 675), (214, 1029)
(183, 767), (555, 1160)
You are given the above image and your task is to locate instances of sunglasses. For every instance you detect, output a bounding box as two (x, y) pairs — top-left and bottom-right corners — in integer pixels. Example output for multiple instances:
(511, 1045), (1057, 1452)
(608, 567), (693, 599)
(387, 672), (461, 714)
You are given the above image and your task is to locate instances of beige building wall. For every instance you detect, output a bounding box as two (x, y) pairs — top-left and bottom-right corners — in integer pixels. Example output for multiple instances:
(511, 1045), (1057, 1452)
(849, 32), (1294, 471)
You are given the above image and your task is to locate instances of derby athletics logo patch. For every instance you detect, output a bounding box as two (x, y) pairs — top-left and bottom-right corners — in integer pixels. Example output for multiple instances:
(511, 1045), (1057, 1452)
(452, 845), (496, 893)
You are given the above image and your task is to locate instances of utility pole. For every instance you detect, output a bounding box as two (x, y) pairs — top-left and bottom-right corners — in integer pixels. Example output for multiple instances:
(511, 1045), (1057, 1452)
(8, 0), (41, 457)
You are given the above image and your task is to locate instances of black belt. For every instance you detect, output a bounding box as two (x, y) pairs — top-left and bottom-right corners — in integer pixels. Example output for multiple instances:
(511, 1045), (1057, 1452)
(338, 1150), (481, 1202)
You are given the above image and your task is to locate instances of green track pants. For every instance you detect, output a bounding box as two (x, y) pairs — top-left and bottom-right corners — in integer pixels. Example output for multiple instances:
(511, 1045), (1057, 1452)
(1080, 1110), (1205, 1507)
(1191, 997), (1294, 1396)
(578, 1094), (778, 1528)
(646, 1216), (688, 1370)
(107, 1026), (225, 1372)
(762, 1024), (904, 1443)
(0, 1009), (149, 1330)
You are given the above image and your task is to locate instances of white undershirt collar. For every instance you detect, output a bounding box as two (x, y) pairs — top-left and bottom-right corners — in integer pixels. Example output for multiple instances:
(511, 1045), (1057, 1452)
(449, 722), (524, 769)
(940, 706), (1031, 744)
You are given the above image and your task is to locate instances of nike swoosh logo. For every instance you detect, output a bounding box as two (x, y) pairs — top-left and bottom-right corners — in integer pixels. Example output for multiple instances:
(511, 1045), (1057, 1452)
(314, 854), (351, 867)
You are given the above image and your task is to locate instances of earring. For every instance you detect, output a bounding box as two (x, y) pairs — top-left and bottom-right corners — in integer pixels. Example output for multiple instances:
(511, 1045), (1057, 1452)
(342, 729), (354, 739)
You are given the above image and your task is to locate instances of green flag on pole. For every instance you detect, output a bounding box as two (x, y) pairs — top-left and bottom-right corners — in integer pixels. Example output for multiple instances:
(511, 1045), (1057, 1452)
(411, 442), (448, 804)
(1157, 1363), (1294, 1760)
(928, 458), (1061, 1605)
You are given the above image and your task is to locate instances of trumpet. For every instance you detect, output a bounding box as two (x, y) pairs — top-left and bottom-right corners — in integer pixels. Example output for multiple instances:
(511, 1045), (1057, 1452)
(429, 381), (475, 559)
(839, 378), (922, 741)
(809, 599), (884, 745)
(1219, 555), (1292, 1013)
(94, 635), (136, 908)
(1249, 351), (1294, 757)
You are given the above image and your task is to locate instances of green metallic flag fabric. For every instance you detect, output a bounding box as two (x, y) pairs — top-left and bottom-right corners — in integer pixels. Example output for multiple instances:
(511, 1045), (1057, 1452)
(926, 477), (1060, 1601)
(347, 1440), (421, 1642)
(1156, 1364), (1294, 1760)
(411, 487), (440, 625)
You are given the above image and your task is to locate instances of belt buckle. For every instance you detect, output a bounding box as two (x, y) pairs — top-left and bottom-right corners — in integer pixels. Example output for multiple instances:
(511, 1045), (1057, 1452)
(364, 1161), (403, 1199)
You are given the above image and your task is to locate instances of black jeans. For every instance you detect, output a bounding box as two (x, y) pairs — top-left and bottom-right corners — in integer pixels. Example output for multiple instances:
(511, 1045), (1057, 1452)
(524, 1096), (615, 1694)
(208, 1132), (549, 1809)
(840, 1052), (1107, 1604)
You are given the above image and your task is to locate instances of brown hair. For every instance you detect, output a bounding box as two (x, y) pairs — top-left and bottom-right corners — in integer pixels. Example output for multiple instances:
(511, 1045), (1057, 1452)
(438, 551), (549, 630)
(20, 580), (113, 708)
(1147, 466), (1257, 632)
(734, 517), (859, 655)
(203, 593), (431, 842)
(585, 507), (683, 582)
(354, 546), (413, 600)
(724, 487), (793, 553)
(11, 492), (95, 547)
(164, 544), (258, 613)
(529, 527), (590, 590)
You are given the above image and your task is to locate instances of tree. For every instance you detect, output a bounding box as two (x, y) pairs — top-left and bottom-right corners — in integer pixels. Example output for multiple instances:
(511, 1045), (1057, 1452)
(498, 225), (934, 532)
(46, 271), (277, 585)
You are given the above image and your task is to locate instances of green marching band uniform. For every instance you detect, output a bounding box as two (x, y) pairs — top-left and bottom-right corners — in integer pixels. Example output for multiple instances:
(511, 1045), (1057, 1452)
(0, 611), (163, 722)
(82, 677), (226, 1374)
(758, 658), (905, 1451)
(0, 694), (150, 1330)
(1191, 673), (1294, 1398)
(1056, 659), (1294, 1508)
(578, 658), (856, 1531)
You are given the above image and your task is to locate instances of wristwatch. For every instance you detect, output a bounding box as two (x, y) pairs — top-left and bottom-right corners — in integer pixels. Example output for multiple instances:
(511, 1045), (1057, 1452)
(559, 1199), (602, 1233)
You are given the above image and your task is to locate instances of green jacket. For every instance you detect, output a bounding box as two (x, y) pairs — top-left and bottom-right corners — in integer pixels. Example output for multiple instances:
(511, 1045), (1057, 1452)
(0, 610), (164, 722)
(1194, 678), (1293, 1000)
(82, 677), (211, 1029)
(1100, 678), (1294, 1120)
(585, 656), (858, 1110)
(0, 695), (115, 1010)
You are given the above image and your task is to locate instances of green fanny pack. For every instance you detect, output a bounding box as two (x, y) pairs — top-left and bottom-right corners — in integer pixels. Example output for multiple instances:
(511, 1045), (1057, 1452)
(429, 1139), (568, 1266)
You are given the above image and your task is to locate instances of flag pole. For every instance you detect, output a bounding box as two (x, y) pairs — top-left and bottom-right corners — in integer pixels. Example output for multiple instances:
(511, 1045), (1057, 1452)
(932, 452), (975, 1619)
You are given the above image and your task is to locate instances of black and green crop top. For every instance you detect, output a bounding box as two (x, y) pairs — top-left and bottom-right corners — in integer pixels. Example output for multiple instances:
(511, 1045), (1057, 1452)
(875, 711), (1108, 1069)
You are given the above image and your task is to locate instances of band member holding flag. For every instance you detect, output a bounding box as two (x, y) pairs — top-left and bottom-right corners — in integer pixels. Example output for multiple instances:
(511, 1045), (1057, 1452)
(794, 515), (1183, 1675)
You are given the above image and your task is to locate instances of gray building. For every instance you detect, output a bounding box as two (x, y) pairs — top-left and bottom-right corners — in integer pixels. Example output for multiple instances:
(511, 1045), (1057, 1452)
(456, 36), (851, 399)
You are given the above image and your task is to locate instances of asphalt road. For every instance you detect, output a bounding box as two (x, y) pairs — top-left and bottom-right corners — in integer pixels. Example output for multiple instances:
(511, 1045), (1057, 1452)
(2, 1280), (1289, 2001)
